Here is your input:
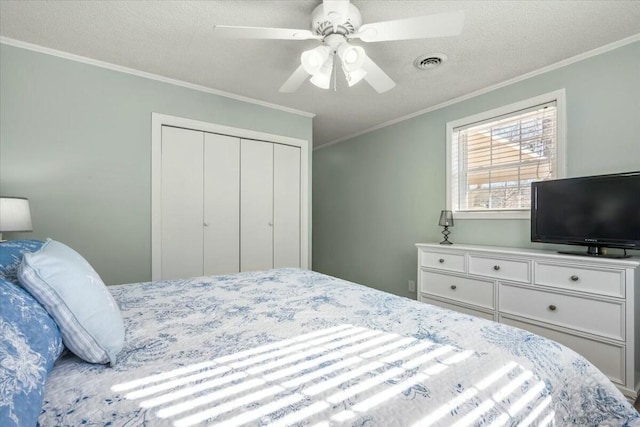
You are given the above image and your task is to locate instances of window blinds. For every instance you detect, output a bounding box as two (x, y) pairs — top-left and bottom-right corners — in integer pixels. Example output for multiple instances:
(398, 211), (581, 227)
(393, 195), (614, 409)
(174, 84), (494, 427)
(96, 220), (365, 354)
(452, 101), (557, 211)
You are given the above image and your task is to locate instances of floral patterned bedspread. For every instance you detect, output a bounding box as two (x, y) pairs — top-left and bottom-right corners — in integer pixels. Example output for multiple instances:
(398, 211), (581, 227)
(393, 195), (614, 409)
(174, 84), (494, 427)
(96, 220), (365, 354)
(40, 268), (639, 426)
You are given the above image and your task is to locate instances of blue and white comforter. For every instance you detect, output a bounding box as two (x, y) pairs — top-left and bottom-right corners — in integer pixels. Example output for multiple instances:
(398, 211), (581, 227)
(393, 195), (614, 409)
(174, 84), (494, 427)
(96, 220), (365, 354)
(40, 269), (639, 426)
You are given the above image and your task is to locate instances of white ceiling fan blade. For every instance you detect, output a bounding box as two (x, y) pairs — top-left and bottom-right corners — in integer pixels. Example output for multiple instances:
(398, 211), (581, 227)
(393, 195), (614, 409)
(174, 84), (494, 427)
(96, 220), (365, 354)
(279, 64), (310, 93)
(362, 57), (395, 93)
(351, 11), (465, 42)
(323, 0), (350, 20)
(214, 25), (321, 40)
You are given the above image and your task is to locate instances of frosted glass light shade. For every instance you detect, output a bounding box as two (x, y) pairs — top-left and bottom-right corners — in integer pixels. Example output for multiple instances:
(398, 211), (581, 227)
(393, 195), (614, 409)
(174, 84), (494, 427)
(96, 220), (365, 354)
(343, 66), (367, 86)
(301, 46), (330, 75)
(337, 43), (366, 72)
(0, 197), (33, 232)
(309, 56), (334, 89)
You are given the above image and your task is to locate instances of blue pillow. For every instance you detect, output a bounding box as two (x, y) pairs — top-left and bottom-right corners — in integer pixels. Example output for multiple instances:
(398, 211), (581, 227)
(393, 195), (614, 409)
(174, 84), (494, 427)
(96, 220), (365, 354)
(18, 239), (125, 366)
(0, 277), (64, 427)
(0, 240), (44, 282)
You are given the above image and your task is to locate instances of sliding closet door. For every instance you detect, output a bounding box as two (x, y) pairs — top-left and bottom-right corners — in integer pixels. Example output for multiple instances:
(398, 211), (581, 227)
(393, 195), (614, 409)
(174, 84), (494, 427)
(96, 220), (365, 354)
(203, 133), (240, 275)
(273, 144), (301, 268)
(240, 139), (274, 271)
(161, 126), (204, 280)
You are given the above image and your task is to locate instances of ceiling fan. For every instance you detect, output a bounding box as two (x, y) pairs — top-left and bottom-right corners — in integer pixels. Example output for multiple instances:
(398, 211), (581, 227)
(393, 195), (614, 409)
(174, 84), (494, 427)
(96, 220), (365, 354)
(214, 0), (464, 94)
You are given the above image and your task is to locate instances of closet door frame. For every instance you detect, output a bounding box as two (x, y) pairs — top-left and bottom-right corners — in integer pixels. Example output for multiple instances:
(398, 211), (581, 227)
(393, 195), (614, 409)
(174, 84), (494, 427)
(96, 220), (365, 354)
(151, 113), (310, 281)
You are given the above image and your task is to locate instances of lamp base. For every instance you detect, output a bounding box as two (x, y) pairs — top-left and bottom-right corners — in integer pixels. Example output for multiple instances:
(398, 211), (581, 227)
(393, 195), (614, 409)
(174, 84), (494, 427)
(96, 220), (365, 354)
(440, 226), (453, 245)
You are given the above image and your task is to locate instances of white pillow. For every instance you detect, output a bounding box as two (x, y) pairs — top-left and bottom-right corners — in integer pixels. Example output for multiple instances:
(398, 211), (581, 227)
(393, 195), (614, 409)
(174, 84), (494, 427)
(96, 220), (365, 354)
(18, 239), (124, 366)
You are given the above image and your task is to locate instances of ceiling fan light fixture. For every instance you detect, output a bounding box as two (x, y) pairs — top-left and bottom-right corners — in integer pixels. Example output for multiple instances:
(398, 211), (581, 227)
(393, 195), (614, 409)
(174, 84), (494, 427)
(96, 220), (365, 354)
(309, 56), (334, 89)
(337, 43), (366, 72)
(310, 73), (330, 89)
(343, 66), (367, 87)
(216, 2), (465, 94)
(301, 45), (330, 75)
(341, 46), (359, 64)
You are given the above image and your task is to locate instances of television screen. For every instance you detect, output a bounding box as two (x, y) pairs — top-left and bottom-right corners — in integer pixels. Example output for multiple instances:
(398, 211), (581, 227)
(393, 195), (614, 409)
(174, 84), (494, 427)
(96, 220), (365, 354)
(531, 172), (640, 252)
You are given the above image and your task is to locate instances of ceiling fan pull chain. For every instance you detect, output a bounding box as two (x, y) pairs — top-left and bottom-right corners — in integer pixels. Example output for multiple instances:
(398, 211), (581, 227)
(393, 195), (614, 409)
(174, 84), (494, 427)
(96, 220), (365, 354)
(333, 54), (337, 91)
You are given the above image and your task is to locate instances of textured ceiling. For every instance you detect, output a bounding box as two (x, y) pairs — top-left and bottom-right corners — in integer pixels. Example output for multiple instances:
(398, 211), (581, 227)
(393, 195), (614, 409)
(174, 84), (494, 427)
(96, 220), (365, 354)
(1, 1), (640, 147)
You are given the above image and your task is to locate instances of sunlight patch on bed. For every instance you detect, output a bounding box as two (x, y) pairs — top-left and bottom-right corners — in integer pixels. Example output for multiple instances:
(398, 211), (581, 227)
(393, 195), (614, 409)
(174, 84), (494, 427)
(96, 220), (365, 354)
(125, 366), (232, 400)
(112, 324), (554, 426)
(538, 410), (555, 427)
(266, 401), (330, 427)
(519, 396), (552, 427)
(112, 360), (218, 392)
(172, 385), (285, 427)
(157, 378), (267, 418)
(139, 372), (248, 409)
(410, 354), (553, 427)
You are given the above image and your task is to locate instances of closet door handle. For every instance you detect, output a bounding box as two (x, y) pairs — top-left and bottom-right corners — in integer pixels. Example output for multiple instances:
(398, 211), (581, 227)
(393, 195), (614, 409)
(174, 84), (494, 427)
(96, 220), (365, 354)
(268, 222), (273, 227)
(203, 222), (210, 227)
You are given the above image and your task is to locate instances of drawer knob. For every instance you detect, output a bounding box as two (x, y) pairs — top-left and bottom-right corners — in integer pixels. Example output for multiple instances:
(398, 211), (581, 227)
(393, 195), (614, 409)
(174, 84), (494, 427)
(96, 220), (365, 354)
(548, 304), (557, 311)
(493, 265), (501, 271)
(450, 285), (457, 290)
(570, 275), (579, 282)
(439, 258), (445, 263)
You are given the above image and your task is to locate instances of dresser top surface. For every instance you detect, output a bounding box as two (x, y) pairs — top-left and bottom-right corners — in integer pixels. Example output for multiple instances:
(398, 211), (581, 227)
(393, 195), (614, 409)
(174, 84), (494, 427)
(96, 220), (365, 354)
(416, 243), (640, 268)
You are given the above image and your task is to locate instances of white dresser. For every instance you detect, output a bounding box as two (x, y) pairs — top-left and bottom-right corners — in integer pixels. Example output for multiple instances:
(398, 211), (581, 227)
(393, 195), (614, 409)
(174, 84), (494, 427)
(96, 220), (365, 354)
(416, 242), (640, 399)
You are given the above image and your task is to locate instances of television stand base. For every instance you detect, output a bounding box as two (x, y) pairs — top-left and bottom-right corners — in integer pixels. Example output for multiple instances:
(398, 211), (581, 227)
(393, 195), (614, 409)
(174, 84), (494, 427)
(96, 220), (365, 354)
(557, 250), (631, 259)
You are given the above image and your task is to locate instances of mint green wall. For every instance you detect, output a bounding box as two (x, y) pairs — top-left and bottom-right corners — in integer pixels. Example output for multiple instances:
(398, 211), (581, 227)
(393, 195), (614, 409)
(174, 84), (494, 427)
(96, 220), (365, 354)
(313, 41), (640, 299)
(0, 44), (313, 285)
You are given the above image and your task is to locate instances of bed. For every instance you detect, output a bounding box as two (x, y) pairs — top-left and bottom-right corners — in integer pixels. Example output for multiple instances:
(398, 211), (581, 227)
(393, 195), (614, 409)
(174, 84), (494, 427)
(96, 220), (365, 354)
(1, 240), (639, 427)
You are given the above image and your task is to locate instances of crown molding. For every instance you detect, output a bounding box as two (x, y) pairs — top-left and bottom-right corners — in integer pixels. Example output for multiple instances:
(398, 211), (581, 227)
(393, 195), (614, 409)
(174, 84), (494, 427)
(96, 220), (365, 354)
(0, 37), (315, 119)
(316, 33), (640, 150)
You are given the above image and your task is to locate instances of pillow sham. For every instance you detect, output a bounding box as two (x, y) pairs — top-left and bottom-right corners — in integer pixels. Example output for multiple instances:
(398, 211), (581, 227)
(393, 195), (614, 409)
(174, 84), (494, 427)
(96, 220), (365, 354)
(0, 240), (44, 282)
(18, 239), (124, 367)
(0, 277), (64, 427)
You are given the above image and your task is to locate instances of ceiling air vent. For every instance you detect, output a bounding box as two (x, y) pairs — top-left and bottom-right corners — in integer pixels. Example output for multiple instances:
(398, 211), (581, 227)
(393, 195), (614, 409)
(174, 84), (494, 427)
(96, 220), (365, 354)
(414, 53), (448, 70)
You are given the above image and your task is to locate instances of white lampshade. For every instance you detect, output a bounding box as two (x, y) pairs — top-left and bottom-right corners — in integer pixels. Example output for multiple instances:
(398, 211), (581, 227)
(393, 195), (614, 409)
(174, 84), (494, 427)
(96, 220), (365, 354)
(309, 56), (334, 89)
(0, 197), (33, 232)
(337, 43), (366, 72)
(343, 66), (367, 87)
(301, 45), (331, 75)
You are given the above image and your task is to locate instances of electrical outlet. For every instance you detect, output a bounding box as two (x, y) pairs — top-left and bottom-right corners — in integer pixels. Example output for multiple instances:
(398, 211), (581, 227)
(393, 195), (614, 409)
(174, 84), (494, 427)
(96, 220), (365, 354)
(408, 280), (416, 293)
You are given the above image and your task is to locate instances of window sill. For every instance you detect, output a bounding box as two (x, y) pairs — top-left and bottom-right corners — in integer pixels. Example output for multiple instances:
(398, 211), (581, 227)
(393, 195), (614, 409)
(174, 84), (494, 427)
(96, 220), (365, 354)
(452, 210), (531, 220)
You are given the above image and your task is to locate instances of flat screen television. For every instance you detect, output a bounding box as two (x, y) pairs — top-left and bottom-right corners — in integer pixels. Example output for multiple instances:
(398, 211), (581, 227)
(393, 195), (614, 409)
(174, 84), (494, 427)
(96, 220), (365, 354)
(531, 171), (640, 258)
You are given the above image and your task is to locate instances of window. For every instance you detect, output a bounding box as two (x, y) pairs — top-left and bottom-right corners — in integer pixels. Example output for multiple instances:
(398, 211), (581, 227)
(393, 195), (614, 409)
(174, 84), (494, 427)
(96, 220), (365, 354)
(446, 90), (566, 219)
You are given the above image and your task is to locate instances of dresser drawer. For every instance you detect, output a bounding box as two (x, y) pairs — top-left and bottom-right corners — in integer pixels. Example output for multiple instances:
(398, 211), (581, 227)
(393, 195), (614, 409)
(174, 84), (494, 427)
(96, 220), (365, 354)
(499, 283), (624, 341)
(468, 255), (531, 283)
(420, 250), (465, 273)
(535, 262), (625, 297)
(419, 270), (494, 310)
(420, 295), (496, 321)
(501, 316), (625, 385)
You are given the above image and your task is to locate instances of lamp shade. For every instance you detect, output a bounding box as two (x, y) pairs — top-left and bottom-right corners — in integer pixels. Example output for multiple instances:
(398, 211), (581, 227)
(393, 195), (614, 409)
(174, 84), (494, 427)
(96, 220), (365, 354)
(342, 65), (367, 87)
(301, 45), (331, 75)
(337, 43), (366, 72)
(0, 197), (33, 232)
(438, 210), (454, 227)
(309, 56), (334, 89)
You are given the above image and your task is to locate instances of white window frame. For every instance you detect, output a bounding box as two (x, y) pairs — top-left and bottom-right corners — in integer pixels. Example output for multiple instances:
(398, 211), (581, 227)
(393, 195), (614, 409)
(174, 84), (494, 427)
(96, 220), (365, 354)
(446, 89), (567, 220)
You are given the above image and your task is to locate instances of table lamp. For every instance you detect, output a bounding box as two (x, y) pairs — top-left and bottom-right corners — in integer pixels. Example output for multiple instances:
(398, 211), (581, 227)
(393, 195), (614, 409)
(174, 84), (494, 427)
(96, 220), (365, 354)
(0, 197), (33, 241)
